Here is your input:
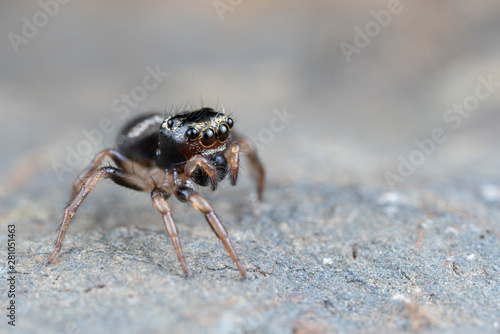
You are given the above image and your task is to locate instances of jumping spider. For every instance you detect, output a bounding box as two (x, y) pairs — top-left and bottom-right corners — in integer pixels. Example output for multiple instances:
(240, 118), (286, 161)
(47, 108), (265, 278)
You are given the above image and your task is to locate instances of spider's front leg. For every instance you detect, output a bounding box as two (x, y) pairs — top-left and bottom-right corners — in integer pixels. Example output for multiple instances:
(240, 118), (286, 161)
(47, 166), (152, 265)
(175, 186), (247, 278)
(226, 136), (266, 201)
(151, 189), (189, 276)
(184, 155), (219, 190)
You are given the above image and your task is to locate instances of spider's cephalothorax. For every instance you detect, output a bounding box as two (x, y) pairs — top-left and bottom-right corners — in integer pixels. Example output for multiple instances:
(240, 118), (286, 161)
(157, 108), (233, 167)
(47, 108), (265, 278)
(157, 109), (233, 186)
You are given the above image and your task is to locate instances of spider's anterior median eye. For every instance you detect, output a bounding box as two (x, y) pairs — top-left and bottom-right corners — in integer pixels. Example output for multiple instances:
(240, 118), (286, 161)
(186, 128), (199, 140)
(200, 128), (216, 147)
(218, 124), (230, 143)
(227, 118), (234, 128)
(167, 119), (175, 128)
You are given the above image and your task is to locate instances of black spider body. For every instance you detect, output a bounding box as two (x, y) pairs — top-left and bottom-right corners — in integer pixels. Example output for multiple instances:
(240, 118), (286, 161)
(116, 113), (164, 164)
(47, 107), (265, 278)
(117, 109), (233, 187)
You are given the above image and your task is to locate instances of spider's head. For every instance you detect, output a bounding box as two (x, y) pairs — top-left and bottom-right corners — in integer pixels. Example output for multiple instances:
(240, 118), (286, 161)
(156, 108), (234, 168)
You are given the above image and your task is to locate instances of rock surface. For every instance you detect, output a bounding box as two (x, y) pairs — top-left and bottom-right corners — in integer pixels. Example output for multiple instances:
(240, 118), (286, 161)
(1, 1), (500, 333)
(2, 179), (499, 334)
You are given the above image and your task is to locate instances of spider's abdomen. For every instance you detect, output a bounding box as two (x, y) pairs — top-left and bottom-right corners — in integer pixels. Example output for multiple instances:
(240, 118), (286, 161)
(116, 113), (164, 163)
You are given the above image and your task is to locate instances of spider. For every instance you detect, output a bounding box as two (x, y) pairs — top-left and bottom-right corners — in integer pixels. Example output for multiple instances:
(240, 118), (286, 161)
(46, 108), (265, 278)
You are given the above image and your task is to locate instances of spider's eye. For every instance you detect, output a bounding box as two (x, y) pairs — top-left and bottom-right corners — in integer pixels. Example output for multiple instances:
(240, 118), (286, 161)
(227, 118), (234, 128)
(167, 119), (175, 128)
(186, 128), (199, 140)
(218, 124), (230, 143)
(200, 128), (216, 147)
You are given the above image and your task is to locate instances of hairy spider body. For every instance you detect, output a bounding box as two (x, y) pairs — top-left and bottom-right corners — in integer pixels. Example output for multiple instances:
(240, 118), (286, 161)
(47, 108), (265, 278)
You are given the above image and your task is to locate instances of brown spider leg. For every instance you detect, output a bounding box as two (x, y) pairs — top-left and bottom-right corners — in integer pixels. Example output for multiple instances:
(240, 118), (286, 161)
(228, 137), (266, 201)
(184, 155), (219, 190)
(47, 166), (152, 265)
(72, 149), (136, 196)
(151, 189), (189, 276)
(175, 187), (247, 278)
(227, 142), (241, 186)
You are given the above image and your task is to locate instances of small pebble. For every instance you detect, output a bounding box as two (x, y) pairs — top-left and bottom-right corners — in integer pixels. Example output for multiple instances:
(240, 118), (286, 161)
(323, 258), (333, 266)
(481, 184), (500, 203)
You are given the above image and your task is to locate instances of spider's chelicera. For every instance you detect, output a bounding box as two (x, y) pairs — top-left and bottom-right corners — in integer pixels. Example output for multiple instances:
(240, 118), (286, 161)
(47, 108), (265, 278)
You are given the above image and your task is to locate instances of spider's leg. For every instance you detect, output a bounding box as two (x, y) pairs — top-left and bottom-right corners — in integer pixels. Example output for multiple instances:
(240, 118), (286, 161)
(151, 189), (188, 276)
(227, 136), (265, 201)
(47, 166), (151, 265)
(226, 141), (241, 186)
(175, 186), (247, 278)
(184, 155), (219, 190)
(72, 149), (137, 196)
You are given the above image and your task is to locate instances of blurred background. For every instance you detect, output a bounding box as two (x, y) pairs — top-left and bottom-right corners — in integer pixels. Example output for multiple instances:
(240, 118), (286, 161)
(1, 0), (499, 204)
(2, 3), (500, 332)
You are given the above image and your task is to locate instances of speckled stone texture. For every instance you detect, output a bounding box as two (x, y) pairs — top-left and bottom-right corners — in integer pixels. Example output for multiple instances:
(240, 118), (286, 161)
(1, 1), (500, 334)
(6, 179), (499, 334)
